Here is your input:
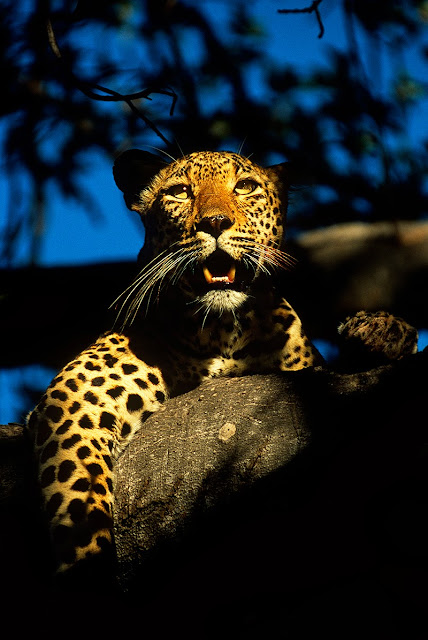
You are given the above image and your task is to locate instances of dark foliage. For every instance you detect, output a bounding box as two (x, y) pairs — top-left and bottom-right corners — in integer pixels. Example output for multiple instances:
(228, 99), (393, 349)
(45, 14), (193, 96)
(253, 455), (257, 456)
(1, 0), (427, 265)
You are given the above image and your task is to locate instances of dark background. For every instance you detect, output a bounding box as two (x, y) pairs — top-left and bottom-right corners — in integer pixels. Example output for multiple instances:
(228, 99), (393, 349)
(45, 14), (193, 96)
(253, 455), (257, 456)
(1, 0), (427, 421)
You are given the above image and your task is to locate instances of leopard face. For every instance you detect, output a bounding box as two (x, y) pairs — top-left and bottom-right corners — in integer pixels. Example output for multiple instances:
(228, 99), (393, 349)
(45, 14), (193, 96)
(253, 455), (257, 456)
(113, 150), (291, 323)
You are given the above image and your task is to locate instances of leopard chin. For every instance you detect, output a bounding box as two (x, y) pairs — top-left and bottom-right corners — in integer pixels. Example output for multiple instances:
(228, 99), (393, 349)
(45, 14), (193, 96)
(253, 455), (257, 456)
(194, 289), (248, 318)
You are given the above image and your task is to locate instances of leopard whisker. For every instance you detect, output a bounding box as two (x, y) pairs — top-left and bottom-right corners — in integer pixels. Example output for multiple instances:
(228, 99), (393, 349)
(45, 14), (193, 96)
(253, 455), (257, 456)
(111, 246), (177, 307)
(241, 254), (268, 280)
(111, 255), (170, 325)
(169, 251), (199, 285)
(240, 239), (296, 272)
(112, 244), (193, 329)
(144, 145), (177, 163)
(242, 253), (271, 276)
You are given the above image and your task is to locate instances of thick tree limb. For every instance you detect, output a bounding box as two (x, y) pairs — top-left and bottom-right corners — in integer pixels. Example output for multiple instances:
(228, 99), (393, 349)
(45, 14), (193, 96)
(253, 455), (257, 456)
(111, 356), (427, 635)
(0, 354), (427, 634)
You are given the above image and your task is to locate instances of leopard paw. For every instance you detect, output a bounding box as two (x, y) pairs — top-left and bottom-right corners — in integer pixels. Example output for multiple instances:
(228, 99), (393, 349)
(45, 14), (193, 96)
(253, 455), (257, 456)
(337, 310), (418, 369)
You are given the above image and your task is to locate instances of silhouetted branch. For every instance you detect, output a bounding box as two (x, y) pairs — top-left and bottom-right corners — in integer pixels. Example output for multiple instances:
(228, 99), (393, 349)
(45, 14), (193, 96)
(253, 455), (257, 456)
(278, 0), (325, 38)
(46, 18), (177, 147)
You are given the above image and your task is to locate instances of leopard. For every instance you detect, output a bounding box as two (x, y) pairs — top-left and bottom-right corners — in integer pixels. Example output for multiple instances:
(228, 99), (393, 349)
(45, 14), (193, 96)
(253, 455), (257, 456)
(26, 149), (418, 580)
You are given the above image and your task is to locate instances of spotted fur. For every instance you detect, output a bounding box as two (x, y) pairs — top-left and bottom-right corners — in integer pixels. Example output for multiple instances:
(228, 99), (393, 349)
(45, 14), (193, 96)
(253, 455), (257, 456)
(27, 150), (325, 574)
(337, 310), (418, 368)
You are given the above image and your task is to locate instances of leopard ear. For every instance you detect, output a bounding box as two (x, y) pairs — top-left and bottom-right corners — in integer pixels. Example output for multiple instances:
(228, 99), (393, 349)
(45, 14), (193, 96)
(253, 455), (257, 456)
(264, 162), (289, 189)
(113, 149), (167, 212)
(264, 162), (289, 206)
(265, 161), (315, 192)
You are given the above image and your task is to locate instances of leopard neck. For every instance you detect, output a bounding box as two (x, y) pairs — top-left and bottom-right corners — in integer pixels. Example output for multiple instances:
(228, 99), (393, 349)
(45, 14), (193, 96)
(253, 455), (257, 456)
(141, 288), (288, 357)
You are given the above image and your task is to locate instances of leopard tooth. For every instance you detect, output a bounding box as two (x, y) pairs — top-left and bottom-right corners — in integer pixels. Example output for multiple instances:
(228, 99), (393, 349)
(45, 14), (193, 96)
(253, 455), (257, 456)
(203, 263), (236, 284)
(203, 265), (213, 284)
(227, 264), (236, 283)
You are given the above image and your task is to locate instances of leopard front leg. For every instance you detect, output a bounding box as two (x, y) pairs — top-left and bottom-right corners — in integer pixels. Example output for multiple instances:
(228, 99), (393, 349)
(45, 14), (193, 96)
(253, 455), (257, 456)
(27, 333), (169, 575)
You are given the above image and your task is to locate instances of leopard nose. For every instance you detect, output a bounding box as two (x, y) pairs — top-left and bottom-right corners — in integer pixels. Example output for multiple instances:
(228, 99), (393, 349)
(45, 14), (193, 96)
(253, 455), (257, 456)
(196, 214), (234, 238)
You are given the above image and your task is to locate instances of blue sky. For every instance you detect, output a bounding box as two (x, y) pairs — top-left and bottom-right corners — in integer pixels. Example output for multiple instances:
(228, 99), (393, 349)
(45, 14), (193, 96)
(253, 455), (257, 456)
(1, 0), (428, 423)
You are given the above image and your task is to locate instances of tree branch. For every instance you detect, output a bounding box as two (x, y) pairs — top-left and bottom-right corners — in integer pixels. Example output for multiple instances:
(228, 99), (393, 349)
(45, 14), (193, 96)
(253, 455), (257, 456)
(46, 18), (177, 147)
(278, 0), (325, 38)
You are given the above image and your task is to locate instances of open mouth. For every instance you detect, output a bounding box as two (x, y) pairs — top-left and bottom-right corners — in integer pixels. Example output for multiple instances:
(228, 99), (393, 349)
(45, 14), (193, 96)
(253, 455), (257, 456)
(203, 263), (236, 285)
(199, 249), (250, 290)
(202, 250), (236, 288)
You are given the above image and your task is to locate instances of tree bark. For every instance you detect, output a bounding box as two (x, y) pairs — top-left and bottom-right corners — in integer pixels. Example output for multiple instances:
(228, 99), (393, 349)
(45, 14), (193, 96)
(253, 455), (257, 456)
(1, 354), (427, 636)
(112, 353), (427, 636)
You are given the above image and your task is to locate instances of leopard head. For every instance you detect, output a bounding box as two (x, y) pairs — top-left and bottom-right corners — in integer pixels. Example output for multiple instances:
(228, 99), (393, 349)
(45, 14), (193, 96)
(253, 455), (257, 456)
(113, 149), (292, 325)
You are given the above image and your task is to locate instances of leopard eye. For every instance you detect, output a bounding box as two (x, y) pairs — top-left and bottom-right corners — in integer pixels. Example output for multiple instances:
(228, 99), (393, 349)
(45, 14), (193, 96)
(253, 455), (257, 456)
(165, 184), (192, 200)
(234, 179), (258, 195)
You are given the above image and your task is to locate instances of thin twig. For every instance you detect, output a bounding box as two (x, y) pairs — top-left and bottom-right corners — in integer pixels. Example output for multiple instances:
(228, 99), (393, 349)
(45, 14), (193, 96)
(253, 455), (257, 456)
(46, 18), (177, 146)
(278, 0), (325, 39)
(46, 17), (62, 59)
